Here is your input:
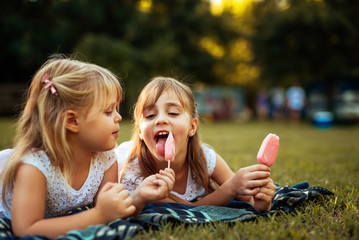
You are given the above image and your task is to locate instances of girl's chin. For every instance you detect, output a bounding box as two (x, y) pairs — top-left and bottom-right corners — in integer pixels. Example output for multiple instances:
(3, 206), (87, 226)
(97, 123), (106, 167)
(156, 156), (167, 162)
(150, 149), (166, 161)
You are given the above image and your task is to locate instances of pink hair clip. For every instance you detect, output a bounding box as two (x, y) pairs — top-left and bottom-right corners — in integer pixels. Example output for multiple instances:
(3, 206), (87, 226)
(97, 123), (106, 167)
(41, 73), (58, 96)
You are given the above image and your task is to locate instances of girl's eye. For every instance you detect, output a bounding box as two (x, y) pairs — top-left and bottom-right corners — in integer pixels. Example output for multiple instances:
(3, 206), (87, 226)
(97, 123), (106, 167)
(169, 112), (179, 116)
(105, 107), (116, 115)
(104, 103), (119, 116)
(145, 114), (156, 119)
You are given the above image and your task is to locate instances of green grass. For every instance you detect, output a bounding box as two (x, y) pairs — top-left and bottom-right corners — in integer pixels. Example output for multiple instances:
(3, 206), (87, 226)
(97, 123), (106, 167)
(0, 117), (17, 149)
(1, 118), (358, 239)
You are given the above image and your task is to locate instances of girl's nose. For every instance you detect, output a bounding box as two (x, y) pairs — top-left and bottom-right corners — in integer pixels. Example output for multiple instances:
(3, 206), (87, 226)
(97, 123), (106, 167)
(115, 111), (122, 123)
(155, 112), (168, 125)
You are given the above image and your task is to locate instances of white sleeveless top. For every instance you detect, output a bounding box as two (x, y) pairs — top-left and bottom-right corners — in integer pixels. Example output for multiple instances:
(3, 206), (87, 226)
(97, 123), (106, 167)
(0, 149), (117, 219)
(116, 141), (216, 201)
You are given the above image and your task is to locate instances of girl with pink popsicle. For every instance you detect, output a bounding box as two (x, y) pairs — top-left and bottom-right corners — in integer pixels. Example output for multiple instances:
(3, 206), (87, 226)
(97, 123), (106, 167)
(117, 77), (275, 212)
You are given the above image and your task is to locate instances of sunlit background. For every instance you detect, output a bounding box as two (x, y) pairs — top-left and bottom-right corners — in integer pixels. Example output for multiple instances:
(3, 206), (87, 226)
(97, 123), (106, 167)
(0, 0), (358, 124)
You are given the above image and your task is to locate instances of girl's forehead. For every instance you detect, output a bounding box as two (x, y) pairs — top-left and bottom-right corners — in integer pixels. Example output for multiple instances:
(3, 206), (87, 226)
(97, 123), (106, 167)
(159, 89), (181, 101)
(148, 89), (183, 107)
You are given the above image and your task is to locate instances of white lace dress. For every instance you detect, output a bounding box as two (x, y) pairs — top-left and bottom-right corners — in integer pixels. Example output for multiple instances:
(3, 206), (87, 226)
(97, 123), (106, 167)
(116, 141), (216, 201)
(0, 149), (117, 219)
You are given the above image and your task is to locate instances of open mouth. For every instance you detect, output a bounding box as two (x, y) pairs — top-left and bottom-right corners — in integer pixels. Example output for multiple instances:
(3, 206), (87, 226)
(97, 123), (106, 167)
(155, 131), (169, 156)
(155, 131), (169, 142)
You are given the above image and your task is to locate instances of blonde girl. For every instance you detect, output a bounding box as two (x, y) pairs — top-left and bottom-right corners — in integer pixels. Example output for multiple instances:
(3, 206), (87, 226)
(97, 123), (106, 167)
(117, 77), (275, 212)
(0, 57), (174, 238)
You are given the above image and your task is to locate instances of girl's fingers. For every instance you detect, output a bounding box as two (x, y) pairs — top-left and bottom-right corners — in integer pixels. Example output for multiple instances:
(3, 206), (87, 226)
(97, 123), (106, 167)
(261, 183), (276, 196)
(155, 174), (173, 189)
(254, 191), (273, 201)
(120, 194), (133, 206)
(244, 187), (261, 196)
(246, 164), (271, 172)
(120, 205), (136, 217)
(101, 182), (115, 192)
(247, 171), (270, 180)
(254, 182), (276, 199)
(162, 168), (175, 179)
(247, 179), (270, 189)
(158, 169), (175, 182)
(117, 188), (131, 200)
(153, 179), (169, 192)
(126, 205), (136, 214)
(108, 183), (125, 193)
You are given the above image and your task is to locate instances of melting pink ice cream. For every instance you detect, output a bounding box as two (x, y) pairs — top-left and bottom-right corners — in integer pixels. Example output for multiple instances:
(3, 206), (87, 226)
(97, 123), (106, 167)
(155, 131), (175, 162)
(165, 131), (175, 163)
(257, 133), (279, 167)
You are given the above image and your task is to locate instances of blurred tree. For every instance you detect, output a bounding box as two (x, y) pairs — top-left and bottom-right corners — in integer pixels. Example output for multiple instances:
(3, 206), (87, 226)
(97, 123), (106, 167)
(249, 0), (359, 90)
(75, 0), (241, 115)
(206, 0), (263, 88)
(1, 0), (241, 116)
(0, 0), (108, 84)
(245, 0), (359, 110)
(4, 0), (357, 116)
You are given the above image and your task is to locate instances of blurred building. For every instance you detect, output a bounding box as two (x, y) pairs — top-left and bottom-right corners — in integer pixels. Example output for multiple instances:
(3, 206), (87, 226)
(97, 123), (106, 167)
(193, 86), (245, 121)
(307, 78), (359, 123)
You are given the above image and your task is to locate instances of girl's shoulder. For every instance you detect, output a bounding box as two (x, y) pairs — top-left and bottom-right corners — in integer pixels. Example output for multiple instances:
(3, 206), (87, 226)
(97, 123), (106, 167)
(201, 143), (215, 157)
(93, 149), (117, 171)
(22, 149), (55, 177)
(23, 149), (50, 164)
(200, 143), (216, 175)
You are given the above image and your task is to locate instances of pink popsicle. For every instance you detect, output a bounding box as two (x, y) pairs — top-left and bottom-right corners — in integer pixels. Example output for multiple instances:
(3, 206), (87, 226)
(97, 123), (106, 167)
(165, 131), (175, 168)
(257, 133), (279, 167)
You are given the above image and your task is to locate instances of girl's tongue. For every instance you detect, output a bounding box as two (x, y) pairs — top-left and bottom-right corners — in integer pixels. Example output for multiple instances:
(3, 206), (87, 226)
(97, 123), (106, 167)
(156, 138), (166, 156)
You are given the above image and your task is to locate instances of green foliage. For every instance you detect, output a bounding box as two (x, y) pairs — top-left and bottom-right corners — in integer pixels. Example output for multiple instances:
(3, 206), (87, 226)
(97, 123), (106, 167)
(249, 0), (359, 87)
(2, 0), (359, 116)
(72, 0), (240, 115)
(0, 118), (17, 149)
(1, 0), (239, 116)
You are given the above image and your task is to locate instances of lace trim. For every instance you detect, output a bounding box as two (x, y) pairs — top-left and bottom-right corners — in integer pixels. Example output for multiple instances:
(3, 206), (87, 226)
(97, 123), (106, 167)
(1, 150), (116, 219)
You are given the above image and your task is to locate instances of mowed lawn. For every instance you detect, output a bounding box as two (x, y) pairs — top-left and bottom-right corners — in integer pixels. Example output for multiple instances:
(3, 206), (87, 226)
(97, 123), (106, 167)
(1, 117), (358, 239)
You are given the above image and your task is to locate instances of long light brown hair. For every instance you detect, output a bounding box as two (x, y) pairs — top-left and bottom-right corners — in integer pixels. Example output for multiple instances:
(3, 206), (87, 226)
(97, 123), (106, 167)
(1, 55), (123, 210)
(121, 77), (213, 202)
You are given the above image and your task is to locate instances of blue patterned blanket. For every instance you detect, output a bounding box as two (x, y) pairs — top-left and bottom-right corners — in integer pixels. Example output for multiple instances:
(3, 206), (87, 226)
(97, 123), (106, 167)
(0, 182), (333, 240)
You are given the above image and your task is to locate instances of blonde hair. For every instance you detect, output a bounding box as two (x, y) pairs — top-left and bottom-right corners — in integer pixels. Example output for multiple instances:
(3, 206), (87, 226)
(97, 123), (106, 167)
(1, 55), (123, 210)
(121, 77), (213, 203)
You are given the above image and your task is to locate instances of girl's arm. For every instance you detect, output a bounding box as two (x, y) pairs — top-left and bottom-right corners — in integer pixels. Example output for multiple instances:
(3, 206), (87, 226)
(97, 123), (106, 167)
(11, 164), (135, 238)
(189, 153), (272, 208)
(94, 161), (119, 203)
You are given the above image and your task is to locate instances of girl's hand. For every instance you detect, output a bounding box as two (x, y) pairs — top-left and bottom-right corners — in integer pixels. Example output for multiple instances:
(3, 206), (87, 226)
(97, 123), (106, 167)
(252, 178), (276, 212)
(229, 164), (271, 197)
(94, 182), (136, 223)
(153, 168), (175, 200)
(132, 168), (175, 206)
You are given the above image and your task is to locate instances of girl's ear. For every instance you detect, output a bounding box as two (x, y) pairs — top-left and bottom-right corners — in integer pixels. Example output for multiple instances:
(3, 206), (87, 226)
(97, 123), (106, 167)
(64, 110), (79, 133)
(138, 126), (143, 140)
(188, 118), (198, 137)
